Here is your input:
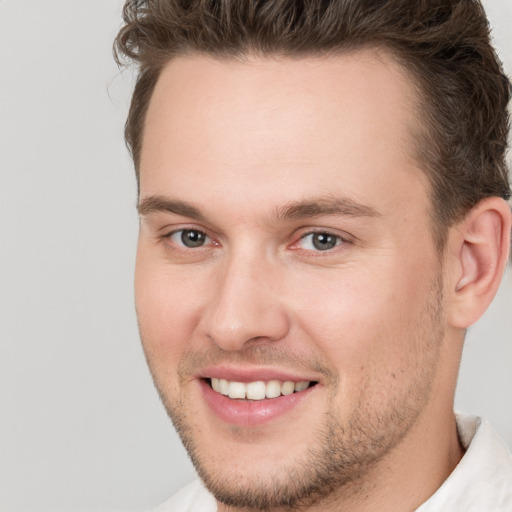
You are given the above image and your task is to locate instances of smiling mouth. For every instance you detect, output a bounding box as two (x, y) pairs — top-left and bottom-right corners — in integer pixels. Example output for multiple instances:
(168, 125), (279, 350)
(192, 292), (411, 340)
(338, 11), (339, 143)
(207, 378), (317, 401)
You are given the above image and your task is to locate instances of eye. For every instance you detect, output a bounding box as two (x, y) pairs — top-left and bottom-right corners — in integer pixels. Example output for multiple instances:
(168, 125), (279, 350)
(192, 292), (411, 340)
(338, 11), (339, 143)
(298, 232), (344, 251)
(169, 229), (211, 248)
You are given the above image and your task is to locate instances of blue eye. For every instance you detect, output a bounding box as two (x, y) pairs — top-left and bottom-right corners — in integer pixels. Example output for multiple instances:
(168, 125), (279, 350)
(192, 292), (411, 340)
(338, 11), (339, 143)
(299, 232), (343, 251)
(170, 229), (211, 248)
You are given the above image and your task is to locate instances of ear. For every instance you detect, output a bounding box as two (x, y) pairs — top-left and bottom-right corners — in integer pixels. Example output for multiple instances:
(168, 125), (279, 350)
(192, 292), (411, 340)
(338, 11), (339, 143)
(446, 197), (511, 329)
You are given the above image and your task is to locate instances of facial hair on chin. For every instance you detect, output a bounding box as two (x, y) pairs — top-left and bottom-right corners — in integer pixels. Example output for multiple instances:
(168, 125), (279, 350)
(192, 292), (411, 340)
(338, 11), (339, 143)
(144, 275), (445, 511)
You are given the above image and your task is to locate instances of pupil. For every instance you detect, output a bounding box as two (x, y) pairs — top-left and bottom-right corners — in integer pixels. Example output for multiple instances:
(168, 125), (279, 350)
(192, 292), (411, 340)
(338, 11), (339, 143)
(181, 230), (205, 247)
(312, 233), (337, 250)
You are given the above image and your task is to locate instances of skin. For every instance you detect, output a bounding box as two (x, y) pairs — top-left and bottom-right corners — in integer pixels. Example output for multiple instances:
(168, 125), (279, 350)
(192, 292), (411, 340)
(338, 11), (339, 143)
(134, 51), (510, 511)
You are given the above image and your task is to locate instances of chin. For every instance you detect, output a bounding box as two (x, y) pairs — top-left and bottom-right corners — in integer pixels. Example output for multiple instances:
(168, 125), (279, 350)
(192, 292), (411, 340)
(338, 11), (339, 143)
(165, 391), (423, 510)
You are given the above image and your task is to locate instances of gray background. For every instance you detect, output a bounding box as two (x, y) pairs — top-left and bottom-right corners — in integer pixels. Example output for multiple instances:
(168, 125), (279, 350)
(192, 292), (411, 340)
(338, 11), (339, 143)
(0, 1), (511, 511)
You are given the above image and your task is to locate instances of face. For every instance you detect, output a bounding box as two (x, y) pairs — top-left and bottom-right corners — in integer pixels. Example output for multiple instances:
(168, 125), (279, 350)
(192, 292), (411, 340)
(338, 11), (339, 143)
(136, 52), (449, 510)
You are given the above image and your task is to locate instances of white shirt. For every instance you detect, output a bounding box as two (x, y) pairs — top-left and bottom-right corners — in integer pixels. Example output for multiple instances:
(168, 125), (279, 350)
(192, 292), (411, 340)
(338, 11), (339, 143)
(151, 414), (512, 512)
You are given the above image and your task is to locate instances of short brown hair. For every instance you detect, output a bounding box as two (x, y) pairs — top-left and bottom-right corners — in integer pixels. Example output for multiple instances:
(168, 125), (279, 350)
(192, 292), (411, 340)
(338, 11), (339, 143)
(114, 0), (511, 243)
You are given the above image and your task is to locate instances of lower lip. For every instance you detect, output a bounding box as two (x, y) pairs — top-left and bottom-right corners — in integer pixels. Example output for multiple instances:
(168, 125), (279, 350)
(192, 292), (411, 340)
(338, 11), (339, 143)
(200, 380), (316, 427)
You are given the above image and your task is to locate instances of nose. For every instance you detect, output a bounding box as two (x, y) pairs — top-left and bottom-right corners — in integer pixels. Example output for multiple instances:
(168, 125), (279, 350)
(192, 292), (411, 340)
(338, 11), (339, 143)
(199, 253), (290, 351)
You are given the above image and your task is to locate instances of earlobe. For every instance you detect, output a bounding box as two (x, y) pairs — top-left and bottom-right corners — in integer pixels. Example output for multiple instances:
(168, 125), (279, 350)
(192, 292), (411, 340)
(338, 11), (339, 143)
(448, 197), (511, 329)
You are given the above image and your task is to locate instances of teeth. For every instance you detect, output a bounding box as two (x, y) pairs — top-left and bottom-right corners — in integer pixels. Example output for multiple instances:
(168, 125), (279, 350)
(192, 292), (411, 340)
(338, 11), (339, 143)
(228, 381), (246, 399)
(246, 381), (266, 400)
(211, 378), (221, 392)
(294, 381), (309, 392)
(266, 380), (281, 398)
(282, 381), (295, 395)
(210, 378), (311, 400)
(219, 379), (229, 395)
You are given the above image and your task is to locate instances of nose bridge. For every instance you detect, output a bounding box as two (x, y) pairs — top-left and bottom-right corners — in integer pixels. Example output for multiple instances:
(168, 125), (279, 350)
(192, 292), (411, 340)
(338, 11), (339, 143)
(200, 245), (289, 351)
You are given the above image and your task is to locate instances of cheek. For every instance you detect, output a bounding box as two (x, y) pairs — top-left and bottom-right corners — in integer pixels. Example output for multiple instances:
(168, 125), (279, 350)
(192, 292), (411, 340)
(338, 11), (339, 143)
(134, 254), (204, 363)
(288, 262), (435, 377)
(288, 268), (441, 424)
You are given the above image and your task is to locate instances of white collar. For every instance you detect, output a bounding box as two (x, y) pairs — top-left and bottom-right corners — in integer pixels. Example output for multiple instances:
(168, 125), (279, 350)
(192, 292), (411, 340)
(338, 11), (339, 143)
(416, 413), (512, 511)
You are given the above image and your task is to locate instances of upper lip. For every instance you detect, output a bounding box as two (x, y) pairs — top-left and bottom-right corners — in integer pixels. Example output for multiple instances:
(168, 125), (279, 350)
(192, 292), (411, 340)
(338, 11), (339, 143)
(197, 365), (320, 383)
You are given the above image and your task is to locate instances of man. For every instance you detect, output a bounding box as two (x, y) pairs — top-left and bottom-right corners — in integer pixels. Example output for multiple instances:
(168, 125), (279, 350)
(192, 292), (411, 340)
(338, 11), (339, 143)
(114, 1), (512, 510)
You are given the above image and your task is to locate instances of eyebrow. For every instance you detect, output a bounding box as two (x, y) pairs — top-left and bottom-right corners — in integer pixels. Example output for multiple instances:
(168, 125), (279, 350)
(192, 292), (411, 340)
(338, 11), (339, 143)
(137, 194), (381, 222)
(137, 196), (206, 221)
(273, 196), (381, 221)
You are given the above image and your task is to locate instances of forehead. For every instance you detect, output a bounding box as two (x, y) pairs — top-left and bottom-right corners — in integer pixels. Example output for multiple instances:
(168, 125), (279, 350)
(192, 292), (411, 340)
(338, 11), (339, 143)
(140, 51), (429, 221)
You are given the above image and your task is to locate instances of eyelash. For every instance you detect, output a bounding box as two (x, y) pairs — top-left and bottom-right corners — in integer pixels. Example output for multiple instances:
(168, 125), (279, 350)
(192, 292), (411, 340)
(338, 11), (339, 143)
(293, 230), (348, 253)
(165, 228), (214, 249)
(162, 227), (349, 256)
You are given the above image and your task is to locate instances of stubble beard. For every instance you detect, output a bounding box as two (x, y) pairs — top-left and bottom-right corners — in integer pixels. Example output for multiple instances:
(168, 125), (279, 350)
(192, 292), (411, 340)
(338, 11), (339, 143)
(145, 276), (445, 511)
